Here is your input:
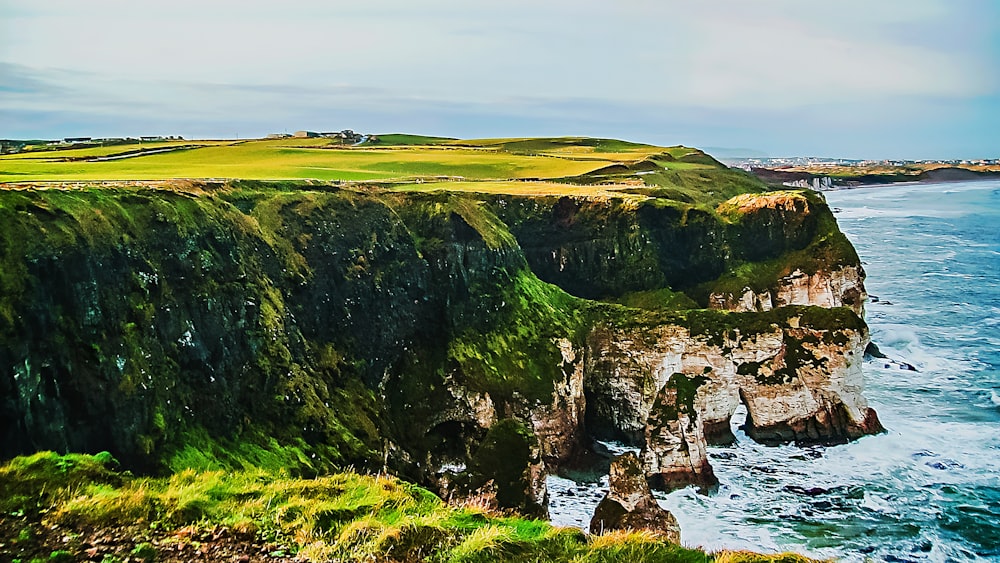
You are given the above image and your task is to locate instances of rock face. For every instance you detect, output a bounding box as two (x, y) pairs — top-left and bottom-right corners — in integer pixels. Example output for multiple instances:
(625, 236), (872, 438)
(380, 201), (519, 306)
(706, 190), (867, 317)
(0, 183), (882, 513)
(590, 452), (680, 541)
(585, 307), (883, 491)
(710, 265), (867, 317)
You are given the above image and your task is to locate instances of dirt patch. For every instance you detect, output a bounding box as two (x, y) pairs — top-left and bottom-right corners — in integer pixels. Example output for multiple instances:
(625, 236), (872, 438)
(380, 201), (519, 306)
(0, 516), (302, 563)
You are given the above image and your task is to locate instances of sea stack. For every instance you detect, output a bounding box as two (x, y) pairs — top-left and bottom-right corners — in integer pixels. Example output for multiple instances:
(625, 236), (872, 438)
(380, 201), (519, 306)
(590, 452), (681, 542)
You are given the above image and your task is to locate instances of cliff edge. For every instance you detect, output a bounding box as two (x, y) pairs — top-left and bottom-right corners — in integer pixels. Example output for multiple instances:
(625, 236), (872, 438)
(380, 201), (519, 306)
(0, 153), (882, 515)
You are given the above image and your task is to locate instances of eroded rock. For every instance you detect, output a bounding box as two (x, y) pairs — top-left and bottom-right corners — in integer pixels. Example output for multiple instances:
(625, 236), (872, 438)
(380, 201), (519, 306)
(590, 452), (680, 541)
(641, 374), (718, 491)
(442, 419), (548, 517)
(587, 307), (884, 491)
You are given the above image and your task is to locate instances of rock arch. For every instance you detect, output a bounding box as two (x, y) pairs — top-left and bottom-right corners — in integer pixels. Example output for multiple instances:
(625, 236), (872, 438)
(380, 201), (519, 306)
(585, 308), (884, 491)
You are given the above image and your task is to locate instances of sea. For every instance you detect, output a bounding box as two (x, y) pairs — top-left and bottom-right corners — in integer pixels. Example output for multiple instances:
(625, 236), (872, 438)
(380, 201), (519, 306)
(547, 180), (1000, 562)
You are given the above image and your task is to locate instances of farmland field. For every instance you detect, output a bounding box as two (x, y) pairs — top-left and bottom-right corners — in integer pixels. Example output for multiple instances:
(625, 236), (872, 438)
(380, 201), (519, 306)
(1, 138), (629, 182)
(0, 136), (754, 206)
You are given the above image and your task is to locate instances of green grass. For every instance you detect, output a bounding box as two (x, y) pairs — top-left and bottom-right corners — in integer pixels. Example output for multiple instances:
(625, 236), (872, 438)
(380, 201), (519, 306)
(391, 180), (647, 199)
(620, 167), (767, 209)
(0, 452), (818, 563)
(0, 141), (612, 182)
(367, 133), (458, 146)
(0, 136), (767, 212)
(609, 287), (700, 311)
(448, 269), (588, 402)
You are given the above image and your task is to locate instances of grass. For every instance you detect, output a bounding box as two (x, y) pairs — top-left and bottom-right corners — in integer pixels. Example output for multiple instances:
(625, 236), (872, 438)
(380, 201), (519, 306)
(0, 136), (772, 215)
(0, 452), (820, 563)
(367, 133), (459, 146)
(0, 136), (736, 196)
(447, 269), (588, 402)
(391, 180), (647, 198)
(0, 138), (633, 183)
(0, 140), (237, 161)
(609, 287), (700, 311)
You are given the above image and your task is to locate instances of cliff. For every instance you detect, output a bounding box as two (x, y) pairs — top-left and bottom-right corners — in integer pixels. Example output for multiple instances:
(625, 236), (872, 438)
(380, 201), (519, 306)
(0, 179), (881, 514)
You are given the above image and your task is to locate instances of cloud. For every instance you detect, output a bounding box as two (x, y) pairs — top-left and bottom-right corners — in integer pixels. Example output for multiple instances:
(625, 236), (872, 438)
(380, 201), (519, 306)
(669, 17), (987, 108)
(1, 0), (996, 157)
(5, 0), (992, 104)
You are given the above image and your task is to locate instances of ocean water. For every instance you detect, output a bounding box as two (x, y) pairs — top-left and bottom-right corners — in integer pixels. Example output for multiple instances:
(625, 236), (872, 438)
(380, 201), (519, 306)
(548, 180), (1000, 562)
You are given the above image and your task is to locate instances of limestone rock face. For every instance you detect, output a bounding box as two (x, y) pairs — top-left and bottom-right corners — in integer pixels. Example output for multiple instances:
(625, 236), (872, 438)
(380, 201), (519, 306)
(709, 265), (867, 317)
(529, 338), (588, 468)
(774, 266), (867, 315)
(642, 377), (718, 491)
(586, 308), (883, 491)
(707, 191), (868, 317)
(590, 452), (680, 542)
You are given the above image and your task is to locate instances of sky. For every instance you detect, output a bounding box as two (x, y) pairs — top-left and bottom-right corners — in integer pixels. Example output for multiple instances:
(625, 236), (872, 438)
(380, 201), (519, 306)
(1, 0), (998, 159)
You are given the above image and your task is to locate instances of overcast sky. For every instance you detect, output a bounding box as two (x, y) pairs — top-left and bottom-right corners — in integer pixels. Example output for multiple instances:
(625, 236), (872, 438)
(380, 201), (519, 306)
(2, 0), (998, 158)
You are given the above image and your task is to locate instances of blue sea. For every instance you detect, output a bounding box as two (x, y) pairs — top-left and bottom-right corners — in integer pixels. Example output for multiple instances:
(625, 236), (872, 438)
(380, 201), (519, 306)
(549, 180), (1000, 561)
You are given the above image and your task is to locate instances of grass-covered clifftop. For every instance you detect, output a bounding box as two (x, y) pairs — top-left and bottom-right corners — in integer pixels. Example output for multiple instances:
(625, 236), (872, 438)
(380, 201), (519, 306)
(0, 136), (869, 559)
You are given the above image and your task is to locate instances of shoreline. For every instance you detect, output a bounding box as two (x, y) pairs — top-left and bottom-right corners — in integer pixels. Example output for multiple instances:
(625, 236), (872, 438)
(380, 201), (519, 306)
(749, 165), (1000, 191)
(825, 175), (1000, 191)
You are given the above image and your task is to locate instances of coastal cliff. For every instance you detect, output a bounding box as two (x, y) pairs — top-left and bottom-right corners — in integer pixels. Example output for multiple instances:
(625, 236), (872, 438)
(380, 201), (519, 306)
(0, 180), (881, 514)
(585, 306), (880, 490)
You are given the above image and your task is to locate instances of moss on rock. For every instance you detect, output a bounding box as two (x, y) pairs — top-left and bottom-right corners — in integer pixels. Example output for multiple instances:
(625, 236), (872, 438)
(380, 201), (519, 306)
(464, 419), (546, 516)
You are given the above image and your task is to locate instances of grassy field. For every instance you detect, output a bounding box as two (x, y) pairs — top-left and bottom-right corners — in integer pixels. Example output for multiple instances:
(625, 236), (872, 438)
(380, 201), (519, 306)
(1, 138), (625, 183)
(391, 180), (648, 198)
(0, 135), (765, 208)
(367, 133), (458, 146)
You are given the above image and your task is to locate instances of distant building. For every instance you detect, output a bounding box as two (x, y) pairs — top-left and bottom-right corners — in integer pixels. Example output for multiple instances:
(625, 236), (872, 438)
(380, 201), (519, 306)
(267, 133), (292, 139)
(293, 130), (319, 138)
(139, 136), (163, 142)
(318, 129), (364, 143)
(64, 137), (92, 143)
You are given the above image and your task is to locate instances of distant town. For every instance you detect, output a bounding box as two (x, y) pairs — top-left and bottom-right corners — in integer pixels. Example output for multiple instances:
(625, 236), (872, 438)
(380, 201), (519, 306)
(728, 156), (1000, 170)
(730, 156), (1000, 189)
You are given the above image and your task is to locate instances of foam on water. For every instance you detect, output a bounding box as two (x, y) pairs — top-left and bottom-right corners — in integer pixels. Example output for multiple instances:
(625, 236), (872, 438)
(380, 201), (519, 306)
(547, 181), (1000, 561)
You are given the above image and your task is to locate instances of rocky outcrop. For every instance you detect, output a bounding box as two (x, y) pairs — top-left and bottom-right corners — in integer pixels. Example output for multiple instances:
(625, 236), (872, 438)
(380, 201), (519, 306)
(590, 452), (680, 541)
(707, 191), (867, 316)
(643, 374), (718, 491)
(773, 266), (866, 314)
(530, 338), (588, 468)
(439, 419), (549, 517)
(709, 265), (867, 317)
(586, 307), (883, 491)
